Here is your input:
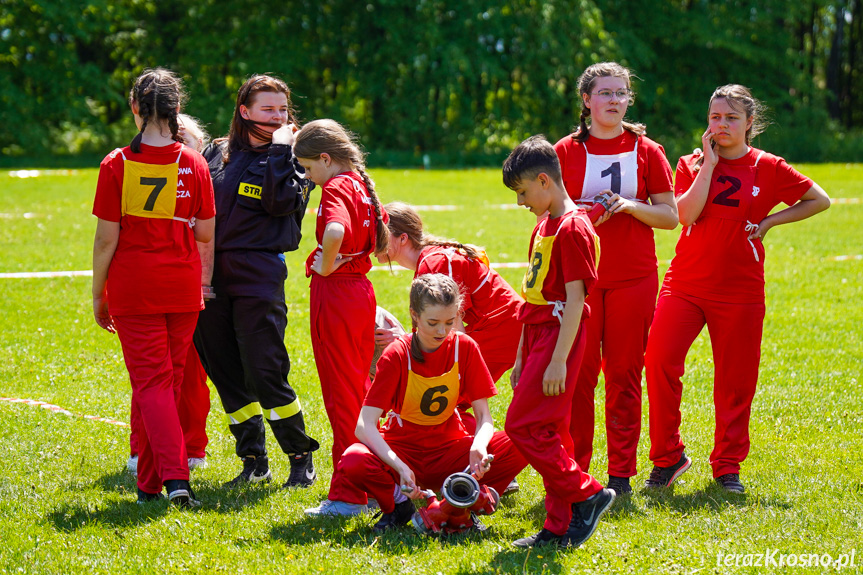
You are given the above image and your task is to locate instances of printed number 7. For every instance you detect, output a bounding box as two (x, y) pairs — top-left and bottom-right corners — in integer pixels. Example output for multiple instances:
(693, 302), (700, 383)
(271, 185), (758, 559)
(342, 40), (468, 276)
(140, 177), (167, 211)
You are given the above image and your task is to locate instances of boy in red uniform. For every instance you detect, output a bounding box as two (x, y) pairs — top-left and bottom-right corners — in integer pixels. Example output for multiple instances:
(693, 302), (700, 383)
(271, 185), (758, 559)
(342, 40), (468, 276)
(502, 135), (615, 548)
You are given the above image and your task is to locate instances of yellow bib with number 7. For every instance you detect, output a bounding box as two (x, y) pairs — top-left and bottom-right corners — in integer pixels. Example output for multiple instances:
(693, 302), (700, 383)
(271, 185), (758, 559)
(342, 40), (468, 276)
(121, 159), (179, 219)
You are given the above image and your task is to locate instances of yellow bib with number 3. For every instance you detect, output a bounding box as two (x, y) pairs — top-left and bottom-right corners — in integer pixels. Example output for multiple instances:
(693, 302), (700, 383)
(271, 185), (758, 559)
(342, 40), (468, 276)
(400, 334), (461, 426)
(522, 234), (556, 306)
(121, 158), (179, 219)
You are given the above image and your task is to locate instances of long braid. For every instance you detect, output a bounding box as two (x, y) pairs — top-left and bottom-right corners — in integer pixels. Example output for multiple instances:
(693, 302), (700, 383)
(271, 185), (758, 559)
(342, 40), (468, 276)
(573, 107), (591, 144)
(354, 161), (389, 254)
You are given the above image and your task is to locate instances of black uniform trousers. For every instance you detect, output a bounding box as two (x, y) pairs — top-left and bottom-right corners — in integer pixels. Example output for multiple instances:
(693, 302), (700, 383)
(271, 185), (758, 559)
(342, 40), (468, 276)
(194, 250), (318, 458)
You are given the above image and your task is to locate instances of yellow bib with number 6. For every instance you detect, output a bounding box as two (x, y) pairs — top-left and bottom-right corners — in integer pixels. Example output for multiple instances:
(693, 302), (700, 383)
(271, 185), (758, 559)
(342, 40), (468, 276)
(400, 334), (461, 426)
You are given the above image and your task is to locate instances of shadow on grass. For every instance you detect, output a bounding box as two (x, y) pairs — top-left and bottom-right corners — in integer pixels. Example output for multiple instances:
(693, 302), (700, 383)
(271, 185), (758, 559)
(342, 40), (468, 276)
(639, 481), (793, 512)
(48, 499), (171, 532)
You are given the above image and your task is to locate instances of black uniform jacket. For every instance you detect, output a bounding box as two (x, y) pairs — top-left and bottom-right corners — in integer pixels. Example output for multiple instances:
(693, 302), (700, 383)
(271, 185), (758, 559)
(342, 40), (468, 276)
(203, 141), (314, 253)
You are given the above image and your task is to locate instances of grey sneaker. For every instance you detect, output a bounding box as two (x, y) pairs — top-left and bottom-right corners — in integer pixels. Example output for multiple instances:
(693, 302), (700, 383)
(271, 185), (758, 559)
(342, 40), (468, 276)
(304, 499), (368, 516)
(645, 453), (692, 488)
(715, 473), (745, 493)
(127, 455), (138, 475)
(225, 455), (272, 487)
(188, 457), (208, 471)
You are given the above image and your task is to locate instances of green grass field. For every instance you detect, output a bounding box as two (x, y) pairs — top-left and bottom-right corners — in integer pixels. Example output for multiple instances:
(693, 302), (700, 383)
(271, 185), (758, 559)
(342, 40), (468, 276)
(1, 164), (861, 574)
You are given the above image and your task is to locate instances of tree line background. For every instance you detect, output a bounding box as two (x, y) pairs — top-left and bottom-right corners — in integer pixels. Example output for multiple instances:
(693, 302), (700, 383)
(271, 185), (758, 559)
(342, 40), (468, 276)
(1, 0), (860, 166)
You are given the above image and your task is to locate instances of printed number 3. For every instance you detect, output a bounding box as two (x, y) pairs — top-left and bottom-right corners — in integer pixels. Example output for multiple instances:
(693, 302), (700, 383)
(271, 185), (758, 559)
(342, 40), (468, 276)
(419, 385), (449, 416)
(601, 162), (621, 194)
(525, 252), (543, 289)
(141, 177), (167, 211)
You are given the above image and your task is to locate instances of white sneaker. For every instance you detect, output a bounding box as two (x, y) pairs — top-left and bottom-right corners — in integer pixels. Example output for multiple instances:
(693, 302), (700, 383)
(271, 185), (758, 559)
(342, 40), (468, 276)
(127, 455), (138, 475)
(188, 457), (208, 471)
(304, 499), (368, 516)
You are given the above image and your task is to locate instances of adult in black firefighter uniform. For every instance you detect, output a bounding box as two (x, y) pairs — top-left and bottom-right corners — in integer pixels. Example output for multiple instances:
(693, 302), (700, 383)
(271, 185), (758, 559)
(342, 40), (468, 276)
(195, 74), (319, 487)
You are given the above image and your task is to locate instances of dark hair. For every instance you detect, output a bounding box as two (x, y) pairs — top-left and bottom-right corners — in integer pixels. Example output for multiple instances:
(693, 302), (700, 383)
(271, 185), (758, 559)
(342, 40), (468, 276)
(409, 274), (462, 363)
(294, 119), (388, 254)
(571, 61), (646, 144)
(128, 68), (186, 153)
(502, 134), (562, 190)
(219, 74), (298, 163)
(384, 202), (486, 261)
(695, 84), (768, 170)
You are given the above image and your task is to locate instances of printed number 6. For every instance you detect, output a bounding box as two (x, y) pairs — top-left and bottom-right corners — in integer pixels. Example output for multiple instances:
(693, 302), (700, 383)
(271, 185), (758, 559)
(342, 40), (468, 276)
(419, 385), (449, 416)
(141, 177), (168, 211)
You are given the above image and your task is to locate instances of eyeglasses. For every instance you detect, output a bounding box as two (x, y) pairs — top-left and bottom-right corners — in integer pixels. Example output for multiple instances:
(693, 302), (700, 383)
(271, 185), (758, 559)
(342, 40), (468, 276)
(591, 90), (631, 101)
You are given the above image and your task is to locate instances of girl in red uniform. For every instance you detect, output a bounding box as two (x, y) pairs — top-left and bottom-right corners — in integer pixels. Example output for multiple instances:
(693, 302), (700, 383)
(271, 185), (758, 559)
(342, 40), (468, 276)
(294, 120), (389, 515)
(338, 274), (527, 530)
(92, 68), (216, 506)
(376, 202), (523, 385)
(645, 85), (830, 493)
(128, 113), (212, 475)
(553, 62), (678, 495)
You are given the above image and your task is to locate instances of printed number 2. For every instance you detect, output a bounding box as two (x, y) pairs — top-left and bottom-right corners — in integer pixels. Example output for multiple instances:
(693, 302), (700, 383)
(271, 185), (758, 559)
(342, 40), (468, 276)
(600, 162), (621, 194)
(712, 175), (741, 207)
(525, 252), (543, 289)
(420, 385), (449, 416)
(140, 177), (167, 211)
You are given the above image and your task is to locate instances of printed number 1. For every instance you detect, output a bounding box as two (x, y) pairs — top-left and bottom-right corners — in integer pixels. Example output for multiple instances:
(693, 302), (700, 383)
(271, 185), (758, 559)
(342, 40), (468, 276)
(140, 177), (167, 211)
(600, 162), (621, 194)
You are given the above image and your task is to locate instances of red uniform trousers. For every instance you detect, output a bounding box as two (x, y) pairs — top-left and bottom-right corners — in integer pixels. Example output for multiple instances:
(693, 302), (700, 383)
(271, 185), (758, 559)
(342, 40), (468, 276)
(504, 322), (603, 535)
(645, 290), (764, 477)
(130, 344), (210, 459)
(310, 273), (375, 503)
(114, 312), (198, 493)
(570, 272), (658, 477)
(339, 431), (527, 513)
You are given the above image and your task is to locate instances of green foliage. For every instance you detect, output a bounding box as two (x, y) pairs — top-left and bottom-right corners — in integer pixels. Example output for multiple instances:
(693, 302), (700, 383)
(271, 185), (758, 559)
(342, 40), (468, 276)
(0, 0), (860, 163)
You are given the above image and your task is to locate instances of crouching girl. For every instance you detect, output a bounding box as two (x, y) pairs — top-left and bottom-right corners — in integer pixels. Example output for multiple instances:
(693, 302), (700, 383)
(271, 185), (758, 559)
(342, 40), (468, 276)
(337, 274), (527, 530)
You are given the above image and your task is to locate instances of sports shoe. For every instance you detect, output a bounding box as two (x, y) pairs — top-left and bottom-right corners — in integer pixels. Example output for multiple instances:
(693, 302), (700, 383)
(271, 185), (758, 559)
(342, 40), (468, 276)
(372, 499), (414, 531)
(645, 453), (692, 488)
(607, 475), (632, 495)
(304, 499), (368, 517)
(284, 452), (316, 488)
(188, 457), (208, 471)
(503, 478), (520, 496)
(165, 479), (201, 508)
(512, 528), (563, 548)
(127, 454), (138, 475)
(136, 488), (165, 504)
(225, 455), (272, 487)
(715, 473), (745, 493)
(561, 487), (616, 548)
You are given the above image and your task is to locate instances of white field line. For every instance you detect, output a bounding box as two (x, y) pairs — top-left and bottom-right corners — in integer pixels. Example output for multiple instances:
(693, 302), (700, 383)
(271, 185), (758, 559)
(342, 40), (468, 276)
(825, 255), (863, 261)
(0, 396), (129, 428)
(0, 270), (93, 278)
(0, 212), (38, 218)
(6, 169), (80, 178)
(831, 198), (862, 204)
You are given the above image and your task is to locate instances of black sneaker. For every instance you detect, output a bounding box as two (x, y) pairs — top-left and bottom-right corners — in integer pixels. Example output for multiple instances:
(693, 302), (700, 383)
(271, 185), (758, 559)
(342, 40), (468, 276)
(372, 499), (415, 531)
(284, 452), (316, 488)
(644, 453), (692, 488)
(607, 475), (632, 495)
(136, 488), (165, 504)
(165, 479), (201, 508)
(512, 528), (563, 548)
(715, 473), (745, 493)
(561, 488), (615, 548)
(225, 455), (272, 487)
